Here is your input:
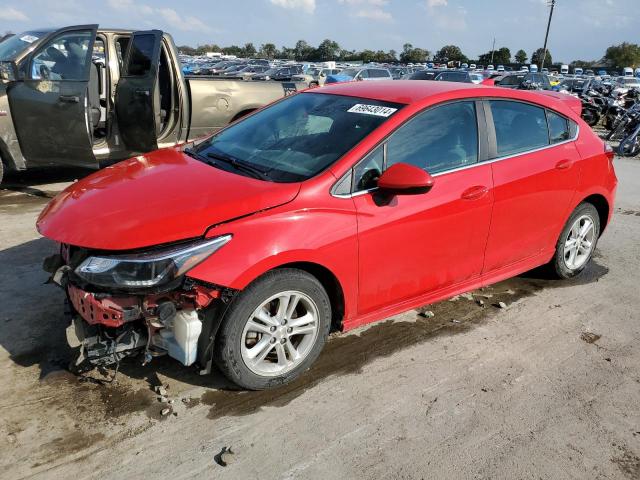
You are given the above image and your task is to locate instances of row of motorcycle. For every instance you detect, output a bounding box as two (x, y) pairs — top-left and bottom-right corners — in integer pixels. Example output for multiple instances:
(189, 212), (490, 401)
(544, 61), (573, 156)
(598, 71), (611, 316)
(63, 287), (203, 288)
(579, 84), (640, 157)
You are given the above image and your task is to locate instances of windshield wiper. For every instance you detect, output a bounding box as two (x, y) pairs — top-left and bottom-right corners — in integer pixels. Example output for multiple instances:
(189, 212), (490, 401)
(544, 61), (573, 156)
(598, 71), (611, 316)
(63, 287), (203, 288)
(183, 147), (209, 162)
(206, 152), (270, 181)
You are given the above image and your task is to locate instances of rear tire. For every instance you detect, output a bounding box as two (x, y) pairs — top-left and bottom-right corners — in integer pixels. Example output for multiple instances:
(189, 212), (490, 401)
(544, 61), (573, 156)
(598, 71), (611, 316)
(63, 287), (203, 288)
(214, 269), (331, 390)
(0, 159), (4, 186)
(549, 203), (600, 279)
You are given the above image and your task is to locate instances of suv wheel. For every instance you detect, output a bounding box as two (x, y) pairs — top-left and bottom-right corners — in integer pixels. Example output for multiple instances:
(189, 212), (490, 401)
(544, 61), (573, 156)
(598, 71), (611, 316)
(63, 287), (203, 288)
(215, 269), (331, 390)
(550, 202), (600, 278)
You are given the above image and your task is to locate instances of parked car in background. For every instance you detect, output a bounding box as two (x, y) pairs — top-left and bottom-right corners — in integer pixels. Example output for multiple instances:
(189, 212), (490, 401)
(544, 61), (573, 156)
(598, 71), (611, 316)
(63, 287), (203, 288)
(614, 76), (640, 92)
(496, 65), (505, 72)
(325, 66), (392, 84)
(433, 70), (477, 83)
(408, 69), (439, 81)
(496, 72), (551, 90)
(0, 26), (306, 183)
(389, 66), (410, 79)
(291, 67), (341, 87)
(253, 65), (303, 81)
(223, 65), (269, 79)
(38, 80), (616, 390)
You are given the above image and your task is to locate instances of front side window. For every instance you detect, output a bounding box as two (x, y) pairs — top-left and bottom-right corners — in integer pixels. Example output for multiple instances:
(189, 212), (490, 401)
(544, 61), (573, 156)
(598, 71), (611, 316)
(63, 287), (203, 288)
(30, 30), (93, 80)
(353, 146), (384, 191)
(195, 93), (402, 183)
(490, 100), (549, 157)
(386, 101), (478, 174)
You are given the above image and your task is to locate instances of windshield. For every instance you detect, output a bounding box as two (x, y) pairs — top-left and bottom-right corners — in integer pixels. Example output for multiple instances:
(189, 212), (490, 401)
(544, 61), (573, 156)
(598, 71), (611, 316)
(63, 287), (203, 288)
(0, 31), (48, 61)
(194, 92), (403, 182)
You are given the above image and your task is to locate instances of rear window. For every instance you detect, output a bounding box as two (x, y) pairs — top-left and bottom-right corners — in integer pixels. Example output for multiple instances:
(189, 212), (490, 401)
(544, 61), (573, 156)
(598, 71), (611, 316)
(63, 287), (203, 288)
(490, 100), (548, 156)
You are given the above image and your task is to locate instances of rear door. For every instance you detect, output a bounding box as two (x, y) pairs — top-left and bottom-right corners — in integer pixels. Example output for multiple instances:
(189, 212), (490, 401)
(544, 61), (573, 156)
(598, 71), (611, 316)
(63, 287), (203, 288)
(482, 100), (580, 273)
(8, 25), (98, 167)
(114, 30), (163, 153)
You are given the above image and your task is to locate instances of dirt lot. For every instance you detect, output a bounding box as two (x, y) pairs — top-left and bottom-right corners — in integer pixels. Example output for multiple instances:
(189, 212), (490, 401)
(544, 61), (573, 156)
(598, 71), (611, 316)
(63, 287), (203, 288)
(1, 157), (640, 480)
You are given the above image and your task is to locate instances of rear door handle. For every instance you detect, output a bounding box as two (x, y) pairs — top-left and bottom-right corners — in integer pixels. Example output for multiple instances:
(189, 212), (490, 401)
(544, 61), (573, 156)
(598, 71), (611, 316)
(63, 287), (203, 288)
(461, 185), (489, 200)
(555, 159), (572, 170)
(58, 95), (79, 103)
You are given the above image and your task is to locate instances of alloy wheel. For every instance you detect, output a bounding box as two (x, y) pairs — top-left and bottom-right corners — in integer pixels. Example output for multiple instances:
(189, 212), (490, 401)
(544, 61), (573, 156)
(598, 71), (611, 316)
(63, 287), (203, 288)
(240, 291), (320, 377)
(563, 214), (596, 270)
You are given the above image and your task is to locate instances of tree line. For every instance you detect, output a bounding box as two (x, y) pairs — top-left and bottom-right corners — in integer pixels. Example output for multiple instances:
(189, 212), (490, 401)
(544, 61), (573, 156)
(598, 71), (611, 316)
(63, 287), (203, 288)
(178, 39), (640, 69)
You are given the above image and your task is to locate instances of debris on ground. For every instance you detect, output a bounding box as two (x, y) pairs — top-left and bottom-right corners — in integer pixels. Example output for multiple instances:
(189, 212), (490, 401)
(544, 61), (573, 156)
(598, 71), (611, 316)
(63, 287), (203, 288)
(155, 385), (168, 396)
(495, 302), (507, 309)
(215, 447), (236, 467)
(418, 310), (435, 318)
(161, 407), (171, 416)
(581, 332), (602, 344)
(476, 299), (485, 307)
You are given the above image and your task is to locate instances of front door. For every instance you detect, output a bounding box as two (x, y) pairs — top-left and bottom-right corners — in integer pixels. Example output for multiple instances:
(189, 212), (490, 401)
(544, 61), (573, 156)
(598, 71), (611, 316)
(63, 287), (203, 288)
(352, 101), (494, 315)
(482, 100), (580, 273)
(8, 25), (98, 167)
(114, 30), (163, 153)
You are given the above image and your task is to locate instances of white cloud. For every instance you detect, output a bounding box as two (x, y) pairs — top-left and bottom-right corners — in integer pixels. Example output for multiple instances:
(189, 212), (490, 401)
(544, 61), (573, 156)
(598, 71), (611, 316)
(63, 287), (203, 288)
(355, 8), (392, 21)
(0, 7), (29, 21)
(339, 0), (393, 21)
(270, 0), (316, 13)
(426, 0), (447, 7)
(107, 0), (211, 32)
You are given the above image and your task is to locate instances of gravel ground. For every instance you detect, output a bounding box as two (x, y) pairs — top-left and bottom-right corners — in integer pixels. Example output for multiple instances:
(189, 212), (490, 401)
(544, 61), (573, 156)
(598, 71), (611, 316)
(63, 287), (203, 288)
(0, 157), (639, 480)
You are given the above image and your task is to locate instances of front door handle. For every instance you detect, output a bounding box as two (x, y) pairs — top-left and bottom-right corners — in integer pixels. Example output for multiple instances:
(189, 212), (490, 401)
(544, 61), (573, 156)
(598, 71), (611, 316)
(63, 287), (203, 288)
(461, 185), (489, 200)
(58, 95), (79, 103)
(555, 159), (572, 170)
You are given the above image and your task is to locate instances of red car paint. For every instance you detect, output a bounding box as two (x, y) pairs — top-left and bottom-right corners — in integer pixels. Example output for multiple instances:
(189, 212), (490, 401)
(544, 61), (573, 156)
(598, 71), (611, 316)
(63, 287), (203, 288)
(37, 81), (617, 333)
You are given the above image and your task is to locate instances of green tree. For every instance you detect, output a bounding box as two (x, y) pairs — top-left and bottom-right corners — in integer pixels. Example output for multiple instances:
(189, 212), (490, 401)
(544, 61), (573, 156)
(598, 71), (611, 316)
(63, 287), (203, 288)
(604, 42), (640, 68)
(316, 39), (341, 61)
(478, 47), (510, 66)
(434, 45), (467, 64)
(177, 45), (196, 55)
(531, 48), (552, 66)
(400, 43), (430, 63)
(223, 45), (244, 57)
(260, 43), (278, 59)
(515, 49), (528, 64)
(243, 42), (257, 57)
(293, 40), (314, 61)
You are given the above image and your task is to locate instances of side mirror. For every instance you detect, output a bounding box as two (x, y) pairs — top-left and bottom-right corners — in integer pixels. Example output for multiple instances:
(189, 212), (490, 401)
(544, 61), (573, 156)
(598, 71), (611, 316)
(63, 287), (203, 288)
(377, 163), (434, 195)
(0, 61), (18, 82)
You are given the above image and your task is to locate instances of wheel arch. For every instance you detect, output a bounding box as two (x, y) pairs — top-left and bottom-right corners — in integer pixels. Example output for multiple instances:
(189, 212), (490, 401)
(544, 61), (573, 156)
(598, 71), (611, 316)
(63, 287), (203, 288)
(270, 261), (345, 331)
(581, 193), (610, 236)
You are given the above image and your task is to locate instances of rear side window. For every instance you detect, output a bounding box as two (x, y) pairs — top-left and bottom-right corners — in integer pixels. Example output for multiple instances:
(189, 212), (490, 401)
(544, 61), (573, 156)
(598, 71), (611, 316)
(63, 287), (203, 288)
(490, 100), (548, 156)
(386, 101), (478, 174)
(370, 69), (389, 78)
(547, 110), (570, 143)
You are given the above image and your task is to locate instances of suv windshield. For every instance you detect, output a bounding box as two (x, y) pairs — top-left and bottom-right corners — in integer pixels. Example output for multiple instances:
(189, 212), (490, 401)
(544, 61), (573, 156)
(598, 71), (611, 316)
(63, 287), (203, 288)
(194, 92), (403, 182)
(0, 31), (48, 61)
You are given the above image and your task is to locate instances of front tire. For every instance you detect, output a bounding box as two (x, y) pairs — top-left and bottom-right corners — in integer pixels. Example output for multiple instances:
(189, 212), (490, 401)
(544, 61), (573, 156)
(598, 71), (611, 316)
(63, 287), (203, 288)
(214, 269), (331, 390)
(549, 203), (600, 279)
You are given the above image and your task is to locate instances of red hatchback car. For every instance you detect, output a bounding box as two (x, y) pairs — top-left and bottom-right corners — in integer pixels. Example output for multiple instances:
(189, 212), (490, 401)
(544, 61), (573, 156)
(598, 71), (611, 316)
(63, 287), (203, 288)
(38, 81), (617, 389)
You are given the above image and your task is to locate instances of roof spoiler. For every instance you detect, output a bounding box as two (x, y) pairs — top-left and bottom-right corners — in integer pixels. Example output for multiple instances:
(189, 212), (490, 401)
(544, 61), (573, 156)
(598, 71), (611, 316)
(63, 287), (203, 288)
(537, 90), (582, 116)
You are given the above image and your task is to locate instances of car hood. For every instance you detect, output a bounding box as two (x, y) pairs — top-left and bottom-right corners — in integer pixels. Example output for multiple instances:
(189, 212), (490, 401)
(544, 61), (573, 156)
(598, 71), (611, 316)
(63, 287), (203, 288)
(36, 148), (301, 251)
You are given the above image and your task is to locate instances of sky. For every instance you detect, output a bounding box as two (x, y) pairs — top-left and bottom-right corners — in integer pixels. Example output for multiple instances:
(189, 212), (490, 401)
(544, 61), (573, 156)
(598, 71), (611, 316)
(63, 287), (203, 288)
(0, 0), (637, 63)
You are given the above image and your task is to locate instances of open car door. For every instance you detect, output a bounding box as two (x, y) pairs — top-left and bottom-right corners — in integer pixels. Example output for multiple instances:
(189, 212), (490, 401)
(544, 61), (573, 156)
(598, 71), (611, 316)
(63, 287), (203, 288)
(7, 25), (99, 167)
(115, 30), (163, 153)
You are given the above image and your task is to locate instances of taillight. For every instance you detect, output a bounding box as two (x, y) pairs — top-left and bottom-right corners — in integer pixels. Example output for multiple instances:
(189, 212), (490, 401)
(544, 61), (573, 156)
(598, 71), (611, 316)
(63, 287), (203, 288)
(604, 142), (615, 162)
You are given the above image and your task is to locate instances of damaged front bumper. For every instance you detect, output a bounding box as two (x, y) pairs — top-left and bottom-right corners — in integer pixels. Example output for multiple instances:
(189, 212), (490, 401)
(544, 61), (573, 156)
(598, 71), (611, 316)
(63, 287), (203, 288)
(45, 251), (233, 372)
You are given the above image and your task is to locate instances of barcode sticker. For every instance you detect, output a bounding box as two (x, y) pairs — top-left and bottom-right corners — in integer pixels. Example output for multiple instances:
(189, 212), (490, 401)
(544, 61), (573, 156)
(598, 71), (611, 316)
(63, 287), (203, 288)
(20, 35), (39, 43)
(347, 104), (397, 117)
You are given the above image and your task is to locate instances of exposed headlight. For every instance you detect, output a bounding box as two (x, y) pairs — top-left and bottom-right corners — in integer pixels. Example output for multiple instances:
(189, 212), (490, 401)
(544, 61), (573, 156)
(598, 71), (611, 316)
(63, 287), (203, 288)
(75, 235), (231, 289)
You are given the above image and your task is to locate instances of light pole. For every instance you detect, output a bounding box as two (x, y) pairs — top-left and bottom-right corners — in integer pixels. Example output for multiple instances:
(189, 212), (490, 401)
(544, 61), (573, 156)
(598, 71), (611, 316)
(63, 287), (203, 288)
(541, 0), (556, 70)
(490, 37), (496, 65)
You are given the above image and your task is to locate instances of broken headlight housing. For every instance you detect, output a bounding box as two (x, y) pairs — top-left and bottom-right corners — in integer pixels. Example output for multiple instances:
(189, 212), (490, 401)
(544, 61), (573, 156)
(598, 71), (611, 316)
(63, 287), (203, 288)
(75, 235), (231, 290)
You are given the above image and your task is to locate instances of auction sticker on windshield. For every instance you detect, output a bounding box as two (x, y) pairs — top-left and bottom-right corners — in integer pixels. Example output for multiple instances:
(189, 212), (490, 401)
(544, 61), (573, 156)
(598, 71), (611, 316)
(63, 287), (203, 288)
(20, 35), (39, 43)
(347, 104), (398, 117)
